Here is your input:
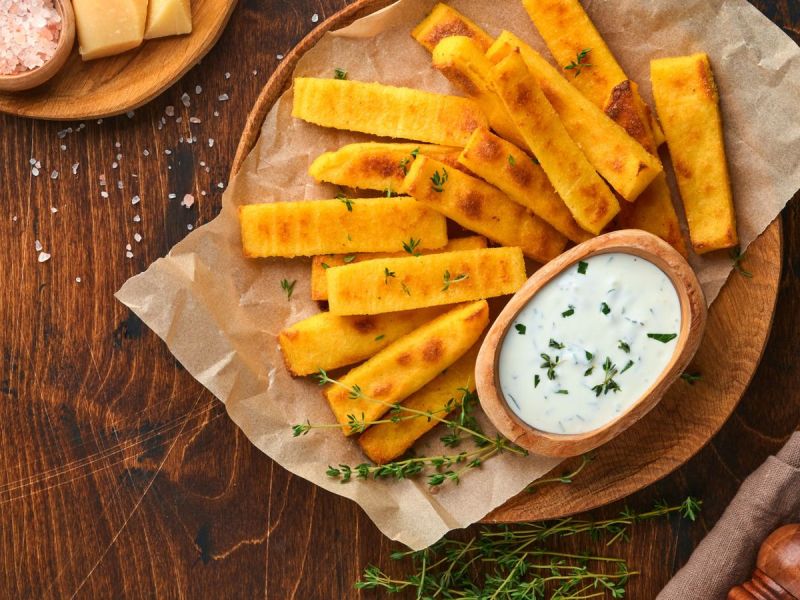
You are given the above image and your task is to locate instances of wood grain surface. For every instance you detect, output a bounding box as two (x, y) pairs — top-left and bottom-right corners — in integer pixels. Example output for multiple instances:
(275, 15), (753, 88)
(0, 2), (798, 599)
(0, 0), (237, 119)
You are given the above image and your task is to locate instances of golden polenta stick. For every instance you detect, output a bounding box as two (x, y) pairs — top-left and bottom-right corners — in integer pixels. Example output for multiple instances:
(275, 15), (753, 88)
(521, 0), (626, 110)
(292, 78), (487, 147)
(358, 344), (479, 464)
(308, 143), (462, 194)
(311, 236), (488, 301)
(431, 36), (525, 148)
(239, 197), (447, 258)
(324, 301), (489, 435)
(278, 306), (448, 376)
(402, 156), (567, 262)
(487, 33), (662, 203)
(487, 52), (619, 234)
(651, 54), (737, 253)
(458, 127), (591, 244)
(326, 248), (526, 316)
(411, 3), (494, 53)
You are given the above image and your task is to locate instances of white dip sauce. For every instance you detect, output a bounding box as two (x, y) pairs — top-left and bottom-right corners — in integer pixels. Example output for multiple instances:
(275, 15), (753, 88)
(498, 252), (682, 435)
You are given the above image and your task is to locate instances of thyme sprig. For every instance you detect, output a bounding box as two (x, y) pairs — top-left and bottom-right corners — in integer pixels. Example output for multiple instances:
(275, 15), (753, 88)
(431, 168), (449, 192)
(526, 453), (594, 493)
(295, 373), (527, 488)
(442, 270), (469, 291)
(564, 48), (593, 76)
(356, 497), (701, 597)
(592, 357), (620, 397)
(730, 247), (753, 278)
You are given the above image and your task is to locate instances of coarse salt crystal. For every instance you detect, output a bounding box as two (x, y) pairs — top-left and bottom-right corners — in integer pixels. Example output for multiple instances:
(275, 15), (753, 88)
(218, 93), (229, 101)
(31, 167), (39, 176)
(165, 149), (172, 155)
(217, 182), (225, 189)
(125, 243), (132, 251)
(50, 206), (57, 213)
(126, 111), (135, 119)
(126, 251), (134, 259)
(277, 54), (284, 60)
(60, 144), (66, 151)
(181, 193), (195, 208)
(143, 149), (150, 156)
(187, 224), (194, 230)
(165, 105), (175, 117)
(189, 116), (201, 124)
(195, 85), (202, 94)
(133, 214), (141, 222)
(114, 141), (120, 148)
(75, 277), (81, 283)
(208, 138), (214, 148)
(181, 92), (191, 107)
(100, 191), (109, 198)
(112, 162), (118, 169)
(35, 239), (42, 251)
(131, 195), (140, 205)
(29, 158), (36, 165)
(134, 233), (142, 243)
(71, 163), (79, 174)
(0, 1), (62, 76)
(168, 193), (176, 199)
(50, 170), (58, 179)
(224, 72), (230, 79)
(311, 13), (319, 22)
(99, 174), (107, 186)
(175, 117), (182, 123)
(38, 251), (51, 263)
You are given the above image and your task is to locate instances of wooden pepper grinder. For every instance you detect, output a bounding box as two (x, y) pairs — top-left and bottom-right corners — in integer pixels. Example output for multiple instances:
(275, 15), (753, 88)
(728, 524), (800, 599)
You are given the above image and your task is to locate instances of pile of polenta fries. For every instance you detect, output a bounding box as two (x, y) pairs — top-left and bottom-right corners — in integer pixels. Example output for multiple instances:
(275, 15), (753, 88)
(240, 1), (738, 467)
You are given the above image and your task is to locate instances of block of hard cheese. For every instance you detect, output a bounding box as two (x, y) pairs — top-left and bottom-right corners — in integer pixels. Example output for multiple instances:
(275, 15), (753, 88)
(73, 0), (148, 60)
(145, 0), (192, 40)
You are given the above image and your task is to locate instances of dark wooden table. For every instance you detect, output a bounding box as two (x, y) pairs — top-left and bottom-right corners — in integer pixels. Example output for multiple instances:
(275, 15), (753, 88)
(1, 1), (798, 598)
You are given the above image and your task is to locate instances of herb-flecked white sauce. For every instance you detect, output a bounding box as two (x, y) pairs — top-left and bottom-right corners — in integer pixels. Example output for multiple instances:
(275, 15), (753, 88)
(498, 253), (682, 435)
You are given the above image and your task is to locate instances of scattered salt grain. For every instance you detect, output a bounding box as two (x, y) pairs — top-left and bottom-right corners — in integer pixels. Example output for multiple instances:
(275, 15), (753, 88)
(133, 214), (141, 222)
(189, 116), (201, 124)
(143, 149), (150, 157)
(0, 0), (62, 75)
(126, 111), (135, 119)
(50, 170), (58, 179)
(117, 181), (123, 189)
(126, 243), (132, 251)
(181, 193), (195, 208)
(29, 158), (36, 165)
(75, 277), (81, 283)
(224, 72), (230, 80)
(50, 206), (57, 213)
(218, 93), (229, 102)
(35, 239), (42, 251)
(100, 191), (109, 198)
(71, 162), (79, 174)
(134, 233), (142, 243)
(165, 105), (175, 117)
(38, 251), (51, 263)
(195, 85), (202, 94)
(208, 138), (214, 148)
(187, 224), (194, 231)
(114, 141), (121, 148)
(311, 13), (319, 23)
(277, 54), (284, 60)
(131, 195), (141, 205)
(181, 92), (191, 107)
(112, 161), (119, 169)
(168, 193), (176, 199)
(217, 182), (225, 189)
(213, 110), (219, 117)
(31, 167), (40, 176)
(59, 144), (66, 151)
(176, 116), (182, 123)
(164, 149), (172, 155)
(126, 251), (134, 259)
(99, 174), (107, 186)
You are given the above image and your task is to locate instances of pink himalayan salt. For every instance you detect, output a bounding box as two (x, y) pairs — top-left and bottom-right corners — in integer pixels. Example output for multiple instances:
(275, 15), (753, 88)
(0, 0), (62, 75)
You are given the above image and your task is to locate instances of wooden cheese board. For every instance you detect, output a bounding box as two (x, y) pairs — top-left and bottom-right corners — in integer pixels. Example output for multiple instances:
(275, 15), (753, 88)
(231, 0), (783, 522)
(0, 0), (238, 120)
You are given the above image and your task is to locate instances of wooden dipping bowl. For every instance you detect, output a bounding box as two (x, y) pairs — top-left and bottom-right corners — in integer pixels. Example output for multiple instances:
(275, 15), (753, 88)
(0, 0), (76, 92)
(476, 229), (708, 458)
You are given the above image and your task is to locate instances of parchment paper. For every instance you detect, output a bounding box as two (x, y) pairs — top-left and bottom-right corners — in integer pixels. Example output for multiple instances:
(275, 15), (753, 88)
(116, 0), (800, 550)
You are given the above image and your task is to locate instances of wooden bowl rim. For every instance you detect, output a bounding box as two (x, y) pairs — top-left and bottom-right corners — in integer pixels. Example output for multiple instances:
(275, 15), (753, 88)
(0, 0), (76, 92)
(476, 230), (707, 457)
(228, 0), (784, 522)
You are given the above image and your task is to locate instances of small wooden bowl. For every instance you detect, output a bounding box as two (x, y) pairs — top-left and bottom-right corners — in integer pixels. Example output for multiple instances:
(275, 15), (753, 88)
(0, 0), (76, 92)
(476, 229), (707, 458)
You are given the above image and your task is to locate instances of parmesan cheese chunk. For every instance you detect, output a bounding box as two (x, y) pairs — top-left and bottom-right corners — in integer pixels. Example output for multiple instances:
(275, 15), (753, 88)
(145, 0), (193, 40)
(73, 0), (148, 60)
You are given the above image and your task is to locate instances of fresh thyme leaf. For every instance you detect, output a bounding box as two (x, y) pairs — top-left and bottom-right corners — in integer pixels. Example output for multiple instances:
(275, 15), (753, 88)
(334, 67), (347, 80)
(647, 333), (677, 343)
(320, 262), (330, 270)
(618, 340), (630, 353)
(383, 267), (396, 284)
(680, 371), (702, 384)
(600, 302), (611, 315)
(620, 359), (634, 374)
(339, 197), (354, 211)
(564, 48), (593, 76)
(555, 389), (569, 395)
(540, 353), (559, 380)
(549, 338), (565, 350)
(430, 167), (448, 192)
(585, 350), (594, 361)
(534, 374), (540, 388)
(410, 147), (420, 158)
(730, 247), (753, 278)
(442, 270), (469, 291)
(561, 305), (575, 318)
(401, 282), (411, 296)
(515, 323), (526, 335)
(343, 254), (356, 264)
(507, 154), (516, 166)
(577, 260), (588, 274)
(402, 237), (421, 256)
(280, 278), (296, 300)
(398, 157), (411, 175)
(374, 334), (385, 342)
(592, 357), (621, 396)
(584, 366), (594, 376)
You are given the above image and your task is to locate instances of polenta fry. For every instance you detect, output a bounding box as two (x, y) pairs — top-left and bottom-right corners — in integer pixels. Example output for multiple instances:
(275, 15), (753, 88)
(402, 156), (567, 262)
(651, 53), (737, 253)
(278, 307), (448, 376)
(325, 301), (489, 435)
(411, 3), (494, 53)
(292, 78), (487, 146)
(239, 197), (447, 258)
(326, 248), (526, 316)
(487, 52), (619, 234)
(311, 236), (488, 301)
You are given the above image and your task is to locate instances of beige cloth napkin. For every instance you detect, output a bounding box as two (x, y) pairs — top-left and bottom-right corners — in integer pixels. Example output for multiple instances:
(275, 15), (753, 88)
(658, 431), (800, 599)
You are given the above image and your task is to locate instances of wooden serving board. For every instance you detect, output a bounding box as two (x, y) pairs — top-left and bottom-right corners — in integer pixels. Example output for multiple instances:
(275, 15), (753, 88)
(0, 0), (238, 120)
(231, 0), (783, 523)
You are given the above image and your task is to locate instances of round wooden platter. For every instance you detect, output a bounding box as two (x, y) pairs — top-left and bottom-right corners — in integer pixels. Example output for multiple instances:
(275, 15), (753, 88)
(231, 0), (783, 522)
(0, 0), (238, 121)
